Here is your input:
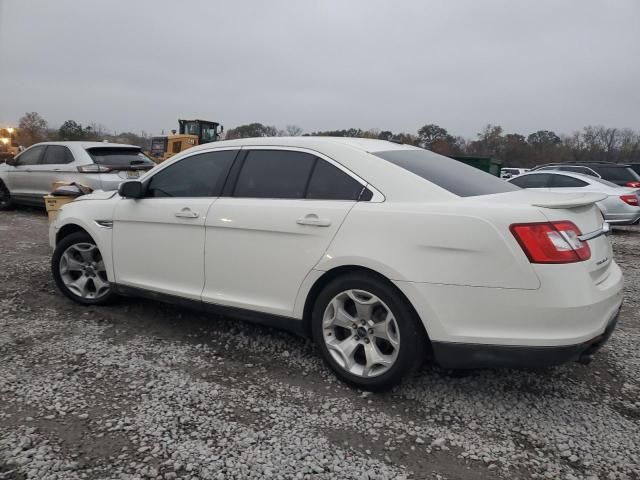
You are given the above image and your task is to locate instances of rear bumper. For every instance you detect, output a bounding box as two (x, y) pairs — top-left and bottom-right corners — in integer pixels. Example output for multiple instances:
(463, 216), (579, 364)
(431, 307), (620, 369)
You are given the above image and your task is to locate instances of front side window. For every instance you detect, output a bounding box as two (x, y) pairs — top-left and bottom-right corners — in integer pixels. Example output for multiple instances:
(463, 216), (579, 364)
(373, 149), (519, 197)
(233, 150), (316, 199)
(146, 150), (236, 198)
(16, 145), (45, 166)
(550, 175), (589, 188)
(42, 145), (74, 165)
(509, 173), (554, 188)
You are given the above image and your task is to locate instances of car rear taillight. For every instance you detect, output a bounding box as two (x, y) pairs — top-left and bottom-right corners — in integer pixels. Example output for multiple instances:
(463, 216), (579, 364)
(77, 164), (112, 173)
(620, 194), (639, 206)
(510, 221), (591, 263)
(625, 181), (640, 188)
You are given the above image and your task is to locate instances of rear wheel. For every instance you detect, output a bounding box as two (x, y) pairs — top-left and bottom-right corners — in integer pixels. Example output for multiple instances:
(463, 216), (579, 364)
(0, 180), (13, 210)
(52, 232), (115, 305)
(312, 273), (426, 391)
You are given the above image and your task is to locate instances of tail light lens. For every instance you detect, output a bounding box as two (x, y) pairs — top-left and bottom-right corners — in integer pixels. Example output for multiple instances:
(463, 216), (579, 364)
(77, 164), (111, 173)
(510, 221), (591, 263)
(620, 194), (639, 206)
(625, 181), (640, 188)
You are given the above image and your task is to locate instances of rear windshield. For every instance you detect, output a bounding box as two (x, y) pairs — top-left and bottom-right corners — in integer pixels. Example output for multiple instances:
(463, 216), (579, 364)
(87, 148), (154, 168)
(594, 166), (640, 182)
(373, 149), (520, 197)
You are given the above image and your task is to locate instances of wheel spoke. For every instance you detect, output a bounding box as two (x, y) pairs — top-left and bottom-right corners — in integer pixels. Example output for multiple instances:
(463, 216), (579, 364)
(371, 312), (399, 348)
(61, 255), (85, 273)
(324, 298), (356, 329)
(76, 245), (96, 263)
(363, 341), (393, 377)
(68, 275), (90, 298)
(327, 336), (360, 370)
(92, 275), (110, 295)
(346, 290), (378, 319)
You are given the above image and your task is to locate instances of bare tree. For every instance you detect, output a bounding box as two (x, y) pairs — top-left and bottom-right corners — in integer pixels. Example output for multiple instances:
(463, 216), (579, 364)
(285, 125), (303, 136)
(16, 112), (48, 146)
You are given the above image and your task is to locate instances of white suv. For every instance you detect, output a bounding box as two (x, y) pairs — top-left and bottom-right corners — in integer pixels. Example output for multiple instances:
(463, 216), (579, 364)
(0, 141), (155, 208)
(48, 137), (623, 390)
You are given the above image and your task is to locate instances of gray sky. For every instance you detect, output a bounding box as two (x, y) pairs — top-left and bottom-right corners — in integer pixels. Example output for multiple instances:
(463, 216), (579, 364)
(1, 0), (639, 138)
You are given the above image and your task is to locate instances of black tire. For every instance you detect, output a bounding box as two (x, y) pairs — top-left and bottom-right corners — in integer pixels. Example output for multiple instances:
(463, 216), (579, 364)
(311, 272), (427, 391)
(51, 232), (116, 305)
(0, 180), (14, 210)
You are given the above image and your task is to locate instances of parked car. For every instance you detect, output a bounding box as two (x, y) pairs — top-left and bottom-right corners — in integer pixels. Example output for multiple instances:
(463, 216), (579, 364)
(628, 163), (640, 177)
(531, 162), (640, 187)
(48, 137), (623, 390)
(508, 171), (640, 225)
(500, 167), (529, 179)
(0, 141), (155, 209)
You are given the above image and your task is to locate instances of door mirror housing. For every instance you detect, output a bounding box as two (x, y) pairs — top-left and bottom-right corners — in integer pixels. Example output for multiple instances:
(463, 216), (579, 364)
(118, 181), (144, 199)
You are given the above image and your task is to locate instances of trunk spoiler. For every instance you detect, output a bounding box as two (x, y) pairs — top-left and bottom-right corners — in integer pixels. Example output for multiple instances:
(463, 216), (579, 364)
(530, 192), (607, 209)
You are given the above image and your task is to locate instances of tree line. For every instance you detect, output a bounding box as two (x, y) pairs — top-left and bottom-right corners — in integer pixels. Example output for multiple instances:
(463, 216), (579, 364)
(11, 112), (640, 167)
(13, 112), (152, 151)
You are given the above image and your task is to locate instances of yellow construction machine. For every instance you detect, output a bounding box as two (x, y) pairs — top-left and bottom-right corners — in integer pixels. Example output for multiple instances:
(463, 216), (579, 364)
(148, 119), (223, 163)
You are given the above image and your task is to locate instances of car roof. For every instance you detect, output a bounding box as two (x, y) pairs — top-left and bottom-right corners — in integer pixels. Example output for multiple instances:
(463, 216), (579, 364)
(535, 162), (632, 168)
(517, 170), (594, 180)
(31, 141), (140, 149)
(184, 136), (419, 155)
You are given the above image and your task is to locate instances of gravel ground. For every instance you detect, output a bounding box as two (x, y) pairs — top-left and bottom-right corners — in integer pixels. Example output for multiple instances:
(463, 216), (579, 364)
(1, 208), (639, 480)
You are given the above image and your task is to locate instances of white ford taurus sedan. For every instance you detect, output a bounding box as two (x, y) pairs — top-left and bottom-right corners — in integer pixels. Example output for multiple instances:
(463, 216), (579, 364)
(49, 137), (623, 390)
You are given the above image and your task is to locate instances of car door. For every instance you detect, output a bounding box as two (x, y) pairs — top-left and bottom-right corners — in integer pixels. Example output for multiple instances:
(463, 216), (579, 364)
(202, 147), (368, 317)
(31, 145), (77, 196)
(7, 145), (46, 201)
(112, 149), (237, 300)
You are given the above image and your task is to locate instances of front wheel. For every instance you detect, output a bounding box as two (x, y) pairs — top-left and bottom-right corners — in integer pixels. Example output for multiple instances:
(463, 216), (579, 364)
(51, 232), (115, 305)
(0, 180), (13, 210)
(312, 273), (427, 391)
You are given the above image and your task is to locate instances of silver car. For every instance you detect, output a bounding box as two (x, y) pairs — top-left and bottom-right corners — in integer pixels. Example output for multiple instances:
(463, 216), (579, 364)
(509, 170), (640, 225)
(0, 141), (155, 209)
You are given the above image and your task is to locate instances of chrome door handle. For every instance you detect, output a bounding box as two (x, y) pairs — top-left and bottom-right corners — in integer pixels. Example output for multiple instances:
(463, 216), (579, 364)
(297, 214), (331, 227)
(175, 208), (199, 218)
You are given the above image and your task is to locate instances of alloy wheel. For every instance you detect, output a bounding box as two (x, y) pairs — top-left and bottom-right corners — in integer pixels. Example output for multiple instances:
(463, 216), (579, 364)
(59, 243), (110, 300)
(322, 289), (400, 378)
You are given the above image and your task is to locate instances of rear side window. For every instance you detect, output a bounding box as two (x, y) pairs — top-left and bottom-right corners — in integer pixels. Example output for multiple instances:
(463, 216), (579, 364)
(146, 150), (236, 198)
(16, 146), (45, 166)
(509, 174), (554, 188)
(87, 148), (154, 168)
(550, 175), (589, 188)
(593, 166), (640, 182)
(373, 149), (519, 197)
(558, 166), (596, 176)
(306, 160), (364, 200)
(234, 150), (316, 199)
(42, 145), (74, 165)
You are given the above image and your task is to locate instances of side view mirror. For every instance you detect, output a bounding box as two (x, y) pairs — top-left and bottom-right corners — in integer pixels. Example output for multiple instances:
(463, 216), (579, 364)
(118, 180), (144, 199)
(5, 156), (16, 166)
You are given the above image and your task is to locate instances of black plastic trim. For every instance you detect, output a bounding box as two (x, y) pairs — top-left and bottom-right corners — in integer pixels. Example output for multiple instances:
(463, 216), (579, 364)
(113, 284), (306, 337)
(432, 308), (620, 369)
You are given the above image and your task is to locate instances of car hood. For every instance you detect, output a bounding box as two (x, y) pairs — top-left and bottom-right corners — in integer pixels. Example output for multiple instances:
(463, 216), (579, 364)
(74, 190), (119, 202)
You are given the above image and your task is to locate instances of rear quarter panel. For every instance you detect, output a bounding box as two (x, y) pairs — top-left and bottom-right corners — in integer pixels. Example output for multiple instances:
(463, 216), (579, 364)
(317, 201), (545, 289)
